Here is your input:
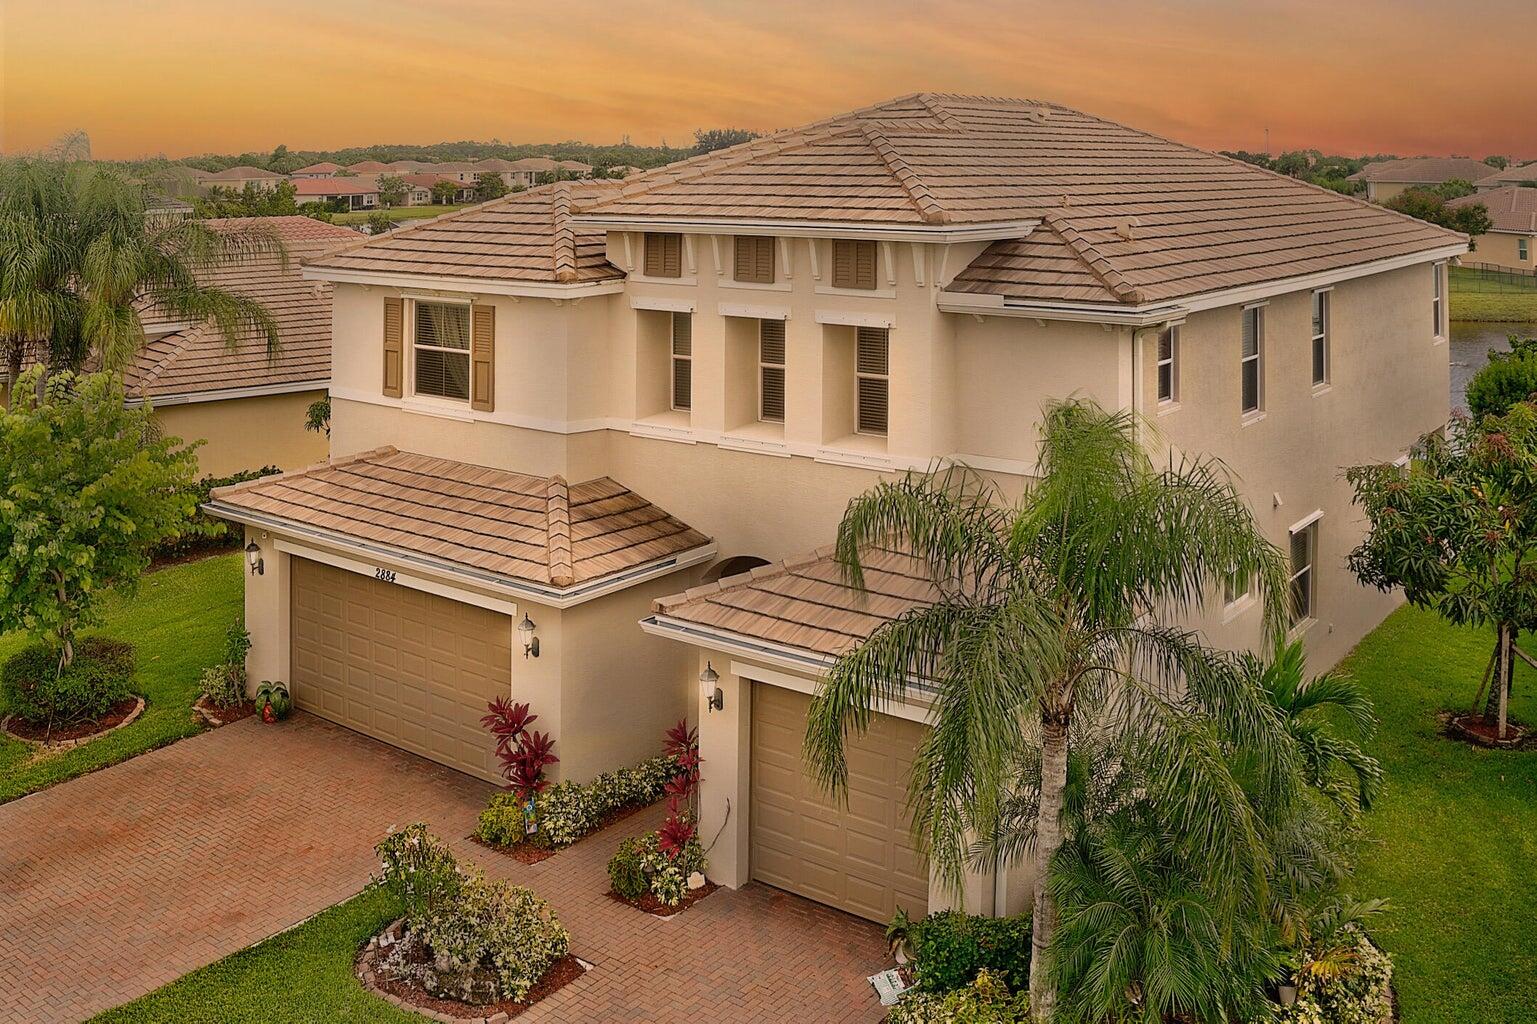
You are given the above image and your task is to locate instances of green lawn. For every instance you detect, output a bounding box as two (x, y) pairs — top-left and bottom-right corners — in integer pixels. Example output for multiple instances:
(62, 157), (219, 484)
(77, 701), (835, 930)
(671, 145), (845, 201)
(0, 553), (243, 804)
(1450, 265), (1537, 322)
(1343, 604), (1537, 1024)
(92, 887), (413, 1024)
(332, 204), (467, 226)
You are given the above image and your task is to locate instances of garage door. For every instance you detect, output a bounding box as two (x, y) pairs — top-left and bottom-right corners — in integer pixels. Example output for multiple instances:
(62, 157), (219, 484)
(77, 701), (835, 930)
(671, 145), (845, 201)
(750, 683), (929, 922)
(290, 558), (511, 782)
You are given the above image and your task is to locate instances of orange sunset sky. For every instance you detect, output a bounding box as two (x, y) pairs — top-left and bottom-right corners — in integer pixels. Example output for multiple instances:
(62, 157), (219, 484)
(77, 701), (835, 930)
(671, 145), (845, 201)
(2, 0), (1533, 160)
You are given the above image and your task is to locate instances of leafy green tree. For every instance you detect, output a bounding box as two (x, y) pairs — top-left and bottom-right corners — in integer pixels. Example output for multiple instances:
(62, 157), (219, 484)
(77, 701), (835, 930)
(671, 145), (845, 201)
(474, 172), (510, 201)
(0, 159), (285, 380)
(0, 369), (201, 667)
(1383, 185), (1492, 236)
(691, 128), (761, 155)
(804, 400), (1291, 1020)
(431, 179), (460, 205)
(1466, 334), (1537, 422)
(195, 181), (299, 218)
(366, 210), (395, 235)
(305, 393), (331, 437)
(1348, 404), (1537, 739)
(376, 174), (408, 208)
(297, 202), (335, 222)
(1486, 155), (1511, 170)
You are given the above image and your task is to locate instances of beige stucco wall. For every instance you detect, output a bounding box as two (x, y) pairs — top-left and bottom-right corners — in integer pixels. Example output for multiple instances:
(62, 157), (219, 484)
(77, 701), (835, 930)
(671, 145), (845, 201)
(1466, 230), (1536, 271)
(153, 390), (329, 478)
(1366, 181), (1412, 203)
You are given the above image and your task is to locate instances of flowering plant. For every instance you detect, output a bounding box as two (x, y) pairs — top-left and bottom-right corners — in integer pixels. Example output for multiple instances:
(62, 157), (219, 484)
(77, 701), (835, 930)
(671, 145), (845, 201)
(481, 697), (558, 803)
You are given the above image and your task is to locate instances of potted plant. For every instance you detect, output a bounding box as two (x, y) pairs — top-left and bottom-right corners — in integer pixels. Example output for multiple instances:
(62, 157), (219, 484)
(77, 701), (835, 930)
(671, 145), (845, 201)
(254, 680), (291, 723)
(885, 908), (914, 965)
(1276, 948), (1301, 1006)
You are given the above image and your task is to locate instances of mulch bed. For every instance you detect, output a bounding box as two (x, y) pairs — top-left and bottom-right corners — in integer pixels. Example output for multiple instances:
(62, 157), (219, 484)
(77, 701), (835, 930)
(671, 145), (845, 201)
(606, 880), (719, 918)
(1445, 711), (1530, 749)
(3, 696), (144, 745)
(192, 696), (257, 728)
(471, 799), (660, 865)
(357, 921), (586, 1021)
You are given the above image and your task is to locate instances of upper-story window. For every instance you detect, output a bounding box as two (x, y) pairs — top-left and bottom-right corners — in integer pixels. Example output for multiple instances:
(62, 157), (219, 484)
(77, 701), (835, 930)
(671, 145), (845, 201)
(759, 319), (786, 422)
(1156, 324), (1180, 404)
(1522, 238), (1531, 261)
(734, 236), (775, 284)
(1432, 262), (1446, 339)
(832, 239), (877, 290)
(670, 312), (692, 411)
(1311, 290), (1331, 387)
(645, 232), (683, 278)
(1241, 305), (1265, 415)
(855, 326), (889, 435)
(414, 300), (471, 401)
(1289, 518), (1319, 626)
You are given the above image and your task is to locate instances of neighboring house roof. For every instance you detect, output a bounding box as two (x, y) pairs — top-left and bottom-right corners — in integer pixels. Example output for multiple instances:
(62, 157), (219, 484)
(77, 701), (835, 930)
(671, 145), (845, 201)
(558, 161), (592, 173)
(199, 165), (284, 181)
(650, 545), (939, 663)
(306, 179), (623, 285)
(293, 162), (341, 175)
(1475, 163), (1537, 189)
(474, 158), (519, 171)
(124, 216), (359, 401)
(348, 160), (389, 172)
(399, 173), (474, 189)
(385, 160), (431, 171)
(1346, 157), (1492, 183)
(429, 161), (480, 173)
(1448, 187), (1537, 234)
(512, 157), (560, 171)
(292, 178), (380, 197)
(207, 447), (712, 590)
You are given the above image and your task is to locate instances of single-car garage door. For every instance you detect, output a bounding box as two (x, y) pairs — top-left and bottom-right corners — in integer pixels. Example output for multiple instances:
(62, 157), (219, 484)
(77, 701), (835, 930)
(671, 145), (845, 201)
(750, 683), (929, 922)
(290, 558), (511, 782)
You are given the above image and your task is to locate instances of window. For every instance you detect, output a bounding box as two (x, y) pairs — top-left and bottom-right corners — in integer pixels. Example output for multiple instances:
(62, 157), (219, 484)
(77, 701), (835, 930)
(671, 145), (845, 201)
(1522, 238), (1531, 261)
(1311, 290), (1330, 387)
(734, 236), (775, 284)
(645, 232), (683, 278)
(413, 301), (471, 400)
(1289, 520), (1318, 626)
(1241, 305), (1264, 415)
(1223, 570), (1251, 608)
(759, 319), (786, 422)
(832, 239), (877, 290)
(1432, 262), (1445, 338)
(855, 327), (889, 435)
(670, 312), (692, 411)
(1156, 325), (1179, 404)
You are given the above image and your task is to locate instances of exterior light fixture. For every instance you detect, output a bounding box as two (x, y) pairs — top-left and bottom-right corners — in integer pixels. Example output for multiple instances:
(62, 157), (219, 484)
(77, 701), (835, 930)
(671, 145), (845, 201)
(700, 661), (723, 712)
(518, 613), (540, 658)
(245, 540), (264, 576)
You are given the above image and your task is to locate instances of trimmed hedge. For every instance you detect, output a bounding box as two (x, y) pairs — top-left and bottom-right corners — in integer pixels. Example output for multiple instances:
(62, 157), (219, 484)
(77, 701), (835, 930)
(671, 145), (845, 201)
(151, 467), (280, 561)
(910, 910), (1033, 994)
(2, 637), (136, 728)
(477, 754), (677, 849)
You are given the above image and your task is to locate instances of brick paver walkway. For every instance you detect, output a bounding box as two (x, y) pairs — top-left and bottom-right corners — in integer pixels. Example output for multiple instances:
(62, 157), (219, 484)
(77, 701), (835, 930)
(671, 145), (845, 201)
(0, 712), (891, 1023)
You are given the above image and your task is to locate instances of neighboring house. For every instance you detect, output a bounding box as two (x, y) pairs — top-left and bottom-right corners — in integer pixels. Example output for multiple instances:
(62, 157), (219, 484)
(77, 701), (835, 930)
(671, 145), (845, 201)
(473, 157), (520, 187)
(1449, 186), (1537, 270)
(291, 161), (342, 179)
(399, 173), (477, 204)
(347, 160), (389, 174)
(292, 177), (380, 210)
(196, 165), (287, 192)
(217, 95), (1465, 928)
(1347, 156), (1492, 202)
(1474, 162), (1537, 191)
(425, 161), (481, 184)
(144, 193), (195, 224)
(385, 159), (431, 172)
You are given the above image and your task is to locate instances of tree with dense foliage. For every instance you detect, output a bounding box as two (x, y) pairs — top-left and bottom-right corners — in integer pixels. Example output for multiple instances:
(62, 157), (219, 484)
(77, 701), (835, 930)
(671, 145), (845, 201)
(1486, 155), (1511, 170)
(194, 181), (299, 218)
(376, 174), (407, 208)
(804, 400), (1293, 1021)
(430, 179), (460, 205)
(691, 128), (761, 155)
(474, 172), (510, 202)
(1383, 183), (1492, 236)
(1466, 334), (1537, 422)
(0, 159), (284, 381)
(1348, 404), (1537, 739)
(0, 369), (201, 668)
(365, 210), (395, 235)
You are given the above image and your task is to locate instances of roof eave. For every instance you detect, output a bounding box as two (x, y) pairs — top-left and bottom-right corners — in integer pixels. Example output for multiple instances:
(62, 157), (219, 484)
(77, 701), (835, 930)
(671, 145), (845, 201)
(571, 214), (1042, 245)
(300, 264), (626, 298)
(125, 378), (329, 407)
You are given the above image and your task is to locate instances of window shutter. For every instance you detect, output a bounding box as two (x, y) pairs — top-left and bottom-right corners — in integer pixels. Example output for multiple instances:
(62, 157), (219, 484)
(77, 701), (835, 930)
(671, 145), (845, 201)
(671, 312), (692, 411)
(756, 237), (774, 282)
(646, 233), (682, 278)
(470, 303), (495, 412)
(382, 296), (403, 397)
(855, 326), (889, 434)
(832, 240), (877, 289)
(759, 319), (786, 421)
(856, 326), (889, 375)
(734, 236), (774, 284)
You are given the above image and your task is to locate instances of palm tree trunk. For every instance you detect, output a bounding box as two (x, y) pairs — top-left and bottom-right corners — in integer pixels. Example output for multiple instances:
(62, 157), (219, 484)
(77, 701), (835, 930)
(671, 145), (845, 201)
(1028, 708), (1070, 1022)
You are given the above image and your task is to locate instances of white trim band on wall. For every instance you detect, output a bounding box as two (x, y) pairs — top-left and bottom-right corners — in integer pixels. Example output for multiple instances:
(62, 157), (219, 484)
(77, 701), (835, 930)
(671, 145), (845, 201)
(1288, 509), (1325, 534)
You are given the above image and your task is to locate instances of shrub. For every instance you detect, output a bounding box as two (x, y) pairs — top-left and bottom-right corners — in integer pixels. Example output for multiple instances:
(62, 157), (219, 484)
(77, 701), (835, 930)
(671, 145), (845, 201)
(1271, 928), (1393, 1024)
(477, 753), (676, 848)
(1, 637), (135, 728)
(197, 663), (246, 708)
(909, 910), (1033, 993)
(604, 829), (704, 907)
(886, 969), (1030, 1024)
(1466, 338), (1537, 422)
(375, 823), (570, 1004)
(149, 467), (281, 562)
(607, 835), (649, 899)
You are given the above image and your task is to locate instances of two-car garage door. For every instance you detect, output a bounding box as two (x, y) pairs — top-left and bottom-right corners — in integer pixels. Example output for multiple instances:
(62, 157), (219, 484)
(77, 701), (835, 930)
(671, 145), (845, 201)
(289, 557), (511, 782)
(750, 683), (930, 922)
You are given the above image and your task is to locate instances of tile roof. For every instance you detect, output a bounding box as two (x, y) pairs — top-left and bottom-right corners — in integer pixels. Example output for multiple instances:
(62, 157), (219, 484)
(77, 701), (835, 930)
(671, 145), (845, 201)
(399, 173), (470, 189)
(305, 179), (624, 285)
(292, 178), (380, 196)
(200, 165), (284, 181)
(348, 160), (389, 172)
(1346, 157), (1492, 183)
(386, 160), (431, 171)
(293, 162), (341, 174)
(125, 216), (358, 400)
(652, 545), (939, 661)
(573, 94), (1461, 306)
(1448, 187), (1537, 235)
(1475, 163), (1537, 188)
(209, 447), (711, 589)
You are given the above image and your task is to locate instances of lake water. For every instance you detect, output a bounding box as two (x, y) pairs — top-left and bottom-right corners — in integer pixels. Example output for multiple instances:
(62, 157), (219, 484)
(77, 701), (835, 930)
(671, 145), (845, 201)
(1450, 321), (1537, 413)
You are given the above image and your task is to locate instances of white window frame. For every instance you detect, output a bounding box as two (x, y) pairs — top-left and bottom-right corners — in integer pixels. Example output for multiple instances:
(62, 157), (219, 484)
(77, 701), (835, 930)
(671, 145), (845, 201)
(1432, 262), (1447, 341)
(670, 311), (692, 412)
(1156, 324), (1180, 405)
(855, 327), (890, 437)
(409, 297), (473, 403)
(1288, 515), (1321, 629)
(1241, 303), (1265, 417)
(1222, 569), (1254, 621)
(1522, 238), (1531, 262)
(759, 320), (786, 423)
(1310, 288), (1331, 388)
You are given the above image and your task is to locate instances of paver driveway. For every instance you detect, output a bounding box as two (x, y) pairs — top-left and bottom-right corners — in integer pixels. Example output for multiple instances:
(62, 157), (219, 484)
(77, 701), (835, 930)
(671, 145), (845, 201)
(1, 711), (891, 1023)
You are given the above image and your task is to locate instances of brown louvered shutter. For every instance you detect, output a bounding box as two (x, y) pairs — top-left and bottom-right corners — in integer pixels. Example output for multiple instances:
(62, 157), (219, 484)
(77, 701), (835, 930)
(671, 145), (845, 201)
(855, 326), (889, 435)
(470, 303), (495, 412)
(759, 319), (786, 421)
(382, 296), (404, 397)
(734, 236), (774, 284)
(646, 233), (682, 278)
(832, 240), (877, 289)
(671, 312), (692, 411)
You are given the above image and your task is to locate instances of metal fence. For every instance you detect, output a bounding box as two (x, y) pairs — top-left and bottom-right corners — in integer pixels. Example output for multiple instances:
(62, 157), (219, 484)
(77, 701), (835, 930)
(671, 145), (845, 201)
(1456, 262), (1537, 292)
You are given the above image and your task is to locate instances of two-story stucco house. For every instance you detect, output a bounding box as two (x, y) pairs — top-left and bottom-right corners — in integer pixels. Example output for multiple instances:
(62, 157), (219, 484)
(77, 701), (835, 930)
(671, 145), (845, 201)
(210, 94), (1465, 928)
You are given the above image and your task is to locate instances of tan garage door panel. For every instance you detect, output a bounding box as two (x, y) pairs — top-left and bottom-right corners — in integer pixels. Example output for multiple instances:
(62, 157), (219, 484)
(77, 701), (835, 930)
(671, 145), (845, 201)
(290, 557), (510, 782)
(750, 683), (928, 923)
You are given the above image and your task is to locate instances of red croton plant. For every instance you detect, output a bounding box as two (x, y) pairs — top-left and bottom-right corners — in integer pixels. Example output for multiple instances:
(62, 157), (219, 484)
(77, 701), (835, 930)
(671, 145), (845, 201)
(657, 719), (700, 860)
(480, 697), (558, 802)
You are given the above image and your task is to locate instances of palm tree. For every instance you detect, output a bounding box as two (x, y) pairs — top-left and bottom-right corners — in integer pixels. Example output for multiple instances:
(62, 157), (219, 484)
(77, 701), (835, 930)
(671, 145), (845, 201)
(803, 399), (1293, 1020)
(0, 158), (284, 388)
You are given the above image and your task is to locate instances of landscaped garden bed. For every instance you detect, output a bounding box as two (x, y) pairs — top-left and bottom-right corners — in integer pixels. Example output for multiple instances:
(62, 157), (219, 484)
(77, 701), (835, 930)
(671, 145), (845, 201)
(604, 719), (712, 916)
(3, 694), (144, 746)
(0, 636), (143, 747)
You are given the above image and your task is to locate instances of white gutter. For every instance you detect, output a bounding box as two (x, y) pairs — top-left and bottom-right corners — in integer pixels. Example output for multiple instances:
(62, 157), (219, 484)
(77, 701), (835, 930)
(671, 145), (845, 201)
(641, 613), (838, 676)
(204, 500), (716, 608)
(127, 379), (327, 408)
(573, 215), (1042, 246)
(300, 265), (626, 299)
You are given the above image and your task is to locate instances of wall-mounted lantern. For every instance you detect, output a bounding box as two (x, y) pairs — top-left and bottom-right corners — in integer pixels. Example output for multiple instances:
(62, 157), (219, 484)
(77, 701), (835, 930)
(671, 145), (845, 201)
(700, 661), (723, 712)
(245, 540), (264, 576)
(518, 613), (540, 658)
